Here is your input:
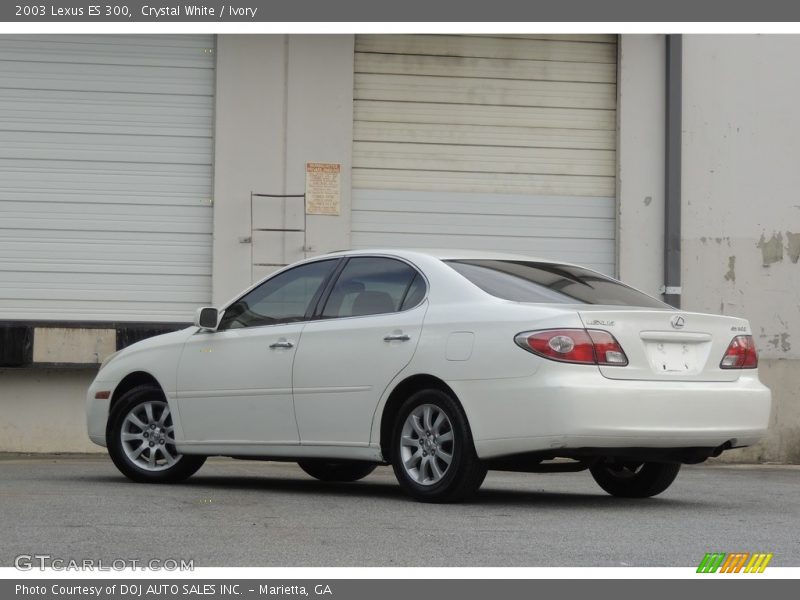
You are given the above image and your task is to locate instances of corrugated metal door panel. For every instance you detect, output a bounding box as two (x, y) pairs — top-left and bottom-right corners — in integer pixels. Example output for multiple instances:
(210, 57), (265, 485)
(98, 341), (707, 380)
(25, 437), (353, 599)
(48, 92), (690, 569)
(0, 231), (209, 275)
(354, 52), (617, 83)
(480, 35), (617, 43)
(0, 35), (215, 67)
(0, 89), (211, 136)
(354, 143), (615, 177)
(355, 35), (617, 63)
(354, 122), (615, 150)
(353, 172), (615, 197)
(350, 190), (615, 275)
(0, 162), (210, 202)
(355, 74), (615, 109)
(351, 216), (613, 244)
(0, 201), (211, 234)
(351, 209), (613, 239)
(352, 34), (617, 275)
(355, 101), (615, 130)
(0, 131), (212, 164)
(0, 34), (214, 322)
(353, 232), (614, 275)
(351, 190), (613, 218)
(0, 63), (212, 95)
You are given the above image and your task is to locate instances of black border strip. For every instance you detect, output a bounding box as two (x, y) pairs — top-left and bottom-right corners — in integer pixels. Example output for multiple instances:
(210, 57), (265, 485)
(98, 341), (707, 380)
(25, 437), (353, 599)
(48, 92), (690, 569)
(0, 321), (191, 367)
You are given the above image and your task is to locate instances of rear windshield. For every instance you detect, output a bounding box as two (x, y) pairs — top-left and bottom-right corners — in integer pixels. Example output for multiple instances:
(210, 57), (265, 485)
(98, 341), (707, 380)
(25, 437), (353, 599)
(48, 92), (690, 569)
(445, 260), (668, 308)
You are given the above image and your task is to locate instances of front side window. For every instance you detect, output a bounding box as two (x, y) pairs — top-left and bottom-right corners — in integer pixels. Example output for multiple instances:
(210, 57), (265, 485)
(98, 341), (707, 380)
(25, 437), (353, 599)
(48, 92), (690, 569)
(219, 259), (337, 329)
(321, 257), (425, 318)
(446, 260), (668, 308)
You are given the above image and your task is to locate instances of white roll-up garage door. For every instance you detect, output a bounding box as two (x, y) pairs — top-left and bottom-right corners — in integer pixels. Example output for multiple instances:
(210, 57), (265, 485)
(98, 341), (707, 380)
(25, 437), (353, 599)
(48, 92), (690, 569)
(0, 35), (215, 322)
(353, 34), (617, 275)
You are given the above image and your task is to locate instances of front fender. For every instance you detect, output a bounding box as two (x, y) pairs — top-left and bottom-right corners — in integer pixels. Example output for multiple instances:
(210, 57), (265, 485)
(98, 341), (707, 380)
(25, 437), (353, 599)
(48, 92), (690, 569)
(86, 327), (196, 446)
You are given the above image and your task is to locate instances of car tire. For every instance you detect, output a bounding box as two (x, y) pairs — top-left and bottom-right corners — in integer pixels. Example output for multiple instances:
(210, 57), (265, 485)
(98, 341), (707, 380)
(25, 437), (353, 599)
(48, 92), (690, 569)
(589, 460), (681, 498)
(297, 460), (377, 482)
(391, 389), (487, 503)
(106, 384), (206, 483)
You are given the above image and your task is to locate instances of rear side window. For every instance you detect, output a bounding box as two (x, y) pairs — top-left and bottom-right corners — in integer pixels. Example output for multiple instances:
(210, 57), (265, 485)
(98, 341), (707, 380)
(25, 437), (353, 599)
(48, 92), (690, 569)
(446, 260), (668, 308)
(322, 257), (425, 318)
(400, 274), (426, 311)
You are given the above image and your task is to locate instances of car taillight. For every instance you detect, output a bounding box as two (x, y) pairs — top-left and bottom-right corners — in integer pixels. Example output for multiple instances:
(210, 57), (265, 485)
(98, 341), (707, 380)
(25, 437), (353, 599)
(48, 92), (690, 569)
(587, 330), (629, 366)
(514, 328), (628, 366)
(720, 335), (758, 369)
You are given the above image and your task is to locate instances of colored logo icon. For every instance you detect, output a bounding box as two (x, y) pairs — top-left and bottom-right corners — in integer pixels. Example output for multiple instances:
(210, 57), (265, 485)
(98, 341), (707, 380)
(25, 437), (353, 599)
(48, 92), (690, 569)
(697, 552), (773, 573)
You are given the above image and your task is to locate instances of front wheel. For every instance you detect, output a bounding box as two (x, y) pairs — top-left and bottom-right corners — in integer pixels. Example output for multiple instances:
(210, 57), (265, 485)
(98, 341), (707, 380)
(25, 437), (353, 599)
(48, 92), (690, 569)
(107, 384), (206, 483)
(391, 389), (487, 503)
(298, 460), (377, 482)
(589, 460), (681, 498)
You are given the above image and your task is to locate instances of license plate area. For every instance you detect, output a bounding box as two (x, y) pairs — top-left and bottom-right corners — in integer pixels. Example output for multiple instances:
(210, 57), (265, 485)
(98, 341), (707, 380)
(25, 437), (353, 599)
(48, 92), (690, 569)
(645, 341), (698, 374)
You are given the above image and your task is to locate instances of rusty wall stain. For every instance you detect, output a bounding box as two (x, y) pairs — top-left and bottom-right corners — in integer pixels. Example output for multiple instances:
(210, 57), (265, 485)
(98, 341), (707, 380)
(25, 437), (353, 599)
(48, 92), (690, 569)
(787, 231), (800, 264)
(780, 333), (791, 352)
(764, 332), (793, 353)
(724, 255), (736, 283)
(757, 231), (784, 266)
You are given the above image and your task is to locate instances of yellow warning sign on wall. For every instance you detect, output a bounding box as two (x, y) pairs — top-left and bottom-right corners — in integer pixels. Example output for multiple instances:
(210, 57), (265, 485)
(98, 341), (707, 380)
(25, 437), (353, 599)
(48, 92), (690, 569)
(305, 162), (341, 216)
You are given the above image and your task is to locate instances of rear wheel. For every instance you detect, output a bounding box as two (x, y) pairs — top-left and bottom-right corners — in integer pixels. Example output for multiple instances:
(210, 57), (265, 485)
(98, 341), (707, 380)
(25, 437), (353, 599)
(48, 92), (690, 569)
(391, 389), (487, 503)
(298, 460), (377, 482)
(107, 384), (206, 483)
(589, 460), (681, 498)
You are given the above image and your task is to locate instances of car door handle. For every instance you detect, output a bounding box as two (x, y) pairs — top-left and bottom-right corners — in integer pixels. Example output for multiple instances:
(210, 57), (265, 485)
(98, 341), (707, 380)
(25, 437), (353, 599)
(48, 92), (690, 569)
(269, 340), (294, 349)
(383, 333), (411, 342)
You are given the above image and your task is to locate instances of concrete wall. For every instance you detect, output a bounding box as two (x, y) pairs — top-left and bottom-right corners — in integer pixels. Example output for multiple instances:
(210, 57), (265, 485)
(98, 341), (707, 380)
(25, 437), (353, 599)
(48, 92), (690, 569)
(617, 35), (666, 296)
(681, 35), (800, 462)
(212, 34), (355, 306)
(0, 369), (101, 453)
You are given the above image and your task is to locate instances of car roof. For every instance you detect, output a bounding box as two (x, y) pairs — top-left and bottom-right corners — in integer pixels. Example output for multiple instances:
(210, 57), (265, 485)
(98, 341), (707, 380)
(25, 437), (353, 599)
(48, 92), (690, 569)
(322, 248), (568, 264)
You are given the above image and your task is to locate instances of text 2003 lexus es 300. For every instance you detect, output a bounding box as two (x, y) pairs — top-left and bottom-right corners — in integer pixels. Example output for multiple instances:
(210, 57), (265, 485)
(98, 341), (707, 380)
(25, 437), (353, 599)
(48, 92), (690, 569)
(87, 249), (771, 502)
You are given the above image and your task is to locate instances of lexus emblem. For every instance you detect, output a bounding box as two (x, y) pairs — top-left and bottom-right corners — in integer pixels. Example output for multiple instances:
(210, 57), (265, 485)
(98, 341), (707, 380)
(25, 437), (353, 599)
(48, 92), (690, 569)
(671, 315), (686, 329)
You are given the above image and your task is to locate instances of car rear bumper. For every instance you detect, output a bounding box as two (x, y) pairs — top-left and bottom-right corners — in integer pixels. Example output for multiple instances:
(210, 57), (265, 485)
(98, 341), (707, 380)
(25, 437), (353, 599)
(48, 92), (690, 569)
(449, 370), (772, 460)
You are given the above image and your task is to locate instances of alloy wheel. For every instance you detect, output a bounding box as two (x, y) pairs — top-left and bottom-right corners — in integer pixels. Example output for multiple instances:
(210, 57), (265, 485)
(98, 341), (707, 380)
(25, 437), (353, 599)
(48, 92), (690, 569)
(120, 400), (180, 471)
(399, 403), (455, 486)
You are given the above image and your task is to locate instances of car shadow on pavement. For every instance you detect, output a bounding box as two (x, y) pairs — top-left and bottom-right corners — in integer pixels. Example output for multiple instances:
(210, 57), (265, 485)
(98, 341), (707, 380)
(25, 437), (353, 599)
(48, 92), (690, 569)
(72, 473), (708, 510)
(474, 487), (705, 509)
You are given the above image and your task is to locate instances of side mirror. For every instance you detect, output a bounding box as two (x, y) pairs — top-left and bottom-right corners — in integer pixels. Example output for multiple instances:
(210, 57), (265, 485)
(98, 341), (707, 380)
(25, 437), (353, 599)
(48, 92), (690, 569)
(194, 307), (219, 331)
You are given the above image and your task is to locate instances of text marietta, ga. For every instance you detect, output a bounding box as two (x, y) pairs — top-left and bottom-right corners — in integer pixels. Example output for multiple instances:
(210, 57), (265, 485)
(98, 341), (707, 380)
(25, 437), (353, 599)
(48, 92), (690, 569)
(16, 585), (333, 596)
(142, 5), (259, 18)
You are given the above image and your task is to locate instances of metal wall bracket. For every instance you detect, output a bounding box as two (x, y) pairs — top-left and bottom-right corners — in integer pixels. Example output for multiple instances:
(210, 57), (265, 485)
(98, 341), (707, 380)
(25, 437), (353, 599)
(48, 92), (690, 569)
(658, 285), (683, 296)
(250, 193), (307, 282)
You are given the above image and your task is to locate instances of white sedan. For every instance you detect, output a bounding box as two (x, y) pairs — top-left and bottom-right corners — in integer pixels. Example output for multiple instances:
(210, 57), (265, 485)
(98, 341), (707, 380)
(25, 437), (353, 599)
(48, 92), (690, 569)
(87, 249), (772, 502)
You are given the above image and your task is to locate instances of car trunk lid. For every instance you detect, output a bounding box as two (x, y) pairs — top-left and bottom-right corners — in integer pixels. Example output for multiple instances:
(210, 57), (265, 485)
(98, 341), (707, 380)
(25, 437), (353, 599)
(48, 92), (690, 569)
(577, 308), (750, 382)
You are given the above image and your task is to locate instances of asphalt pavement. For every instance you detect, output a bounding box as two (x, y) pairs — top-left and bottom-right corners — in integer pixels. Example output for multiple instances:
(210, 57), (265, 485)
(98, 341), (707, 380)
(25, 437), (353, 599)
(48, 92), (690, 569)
(1, 454), (797, 567)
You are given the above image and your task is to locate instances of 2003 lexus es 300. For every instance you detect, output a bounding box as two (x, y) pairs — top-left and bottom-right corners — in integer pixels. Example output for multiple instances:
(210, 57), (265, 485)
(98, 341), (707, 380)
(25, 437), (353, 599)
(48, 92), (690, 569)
(87, 249), (772, 502)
